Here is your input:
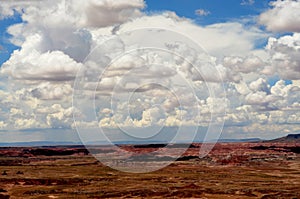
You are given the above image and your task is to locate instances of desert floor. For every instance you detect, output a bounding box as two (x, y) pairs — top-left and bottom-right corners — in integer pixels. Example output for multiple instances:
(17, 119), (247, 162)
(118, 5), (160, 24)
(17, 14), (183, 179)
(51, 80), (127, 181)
(0, 142), (299, 198)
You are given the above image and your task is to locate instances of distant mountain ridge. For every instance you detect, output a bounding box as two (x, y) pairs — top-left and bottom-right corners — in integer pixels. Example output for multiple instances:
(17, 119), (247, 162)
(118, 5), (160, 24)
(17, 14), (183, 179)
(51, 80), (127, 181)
(0, 141), (82, 147)
(0, 139), (262, 147)
(267, 133), (300, 143)
(0, 134), (298, 147)
(216, 138), (262, 143)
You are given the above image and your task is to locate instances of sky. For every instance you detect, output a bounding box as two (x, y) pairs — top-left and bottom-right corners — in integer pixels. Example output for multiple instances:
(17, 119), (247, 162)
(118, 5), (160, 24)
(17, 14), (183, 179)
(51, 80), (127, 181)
(0, 0), (300, 143)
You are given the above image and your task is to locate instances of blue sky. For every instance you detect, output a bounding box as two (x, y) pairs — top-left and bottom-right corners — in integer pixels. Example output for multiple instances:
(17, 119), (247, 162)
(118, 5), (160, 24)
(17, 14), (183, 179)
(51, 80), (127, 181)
(146, 0), (270, 24)
(0, 0), (272, 66)
(0, 0), (300, 143)
(0, 13), (22, 65)
(144, 0), (291, 87)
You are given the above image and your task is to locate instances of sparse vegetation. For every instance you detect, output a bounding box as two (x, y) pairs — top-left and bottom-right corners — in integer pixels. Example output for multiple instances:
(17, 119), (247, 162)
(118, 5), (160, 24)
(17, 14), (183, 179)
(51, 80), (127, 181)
(0, 142), (299, 198)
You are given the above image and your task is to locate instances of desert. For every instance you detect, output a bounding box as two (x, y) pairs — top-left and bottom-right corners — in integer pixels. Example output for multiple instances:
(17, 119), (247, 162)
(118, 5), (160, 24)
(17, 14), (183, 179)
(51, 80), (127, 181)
(0, 134), (299, 198)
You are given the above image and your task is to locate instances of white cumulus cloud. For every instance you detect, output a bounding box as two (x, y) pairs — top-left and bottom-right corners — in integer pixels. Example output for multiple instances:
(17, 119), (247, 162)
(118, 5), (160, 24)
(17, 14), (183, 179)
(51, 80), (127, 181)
(259, 0), (300, 32)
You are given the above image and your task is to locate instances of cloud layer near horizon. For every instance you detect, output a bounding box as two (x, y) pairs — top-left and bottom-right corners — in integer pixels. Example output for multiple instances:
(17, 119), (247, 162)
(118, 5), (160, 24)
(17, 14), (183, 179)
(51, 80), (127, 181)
(0, 0), (300, 140)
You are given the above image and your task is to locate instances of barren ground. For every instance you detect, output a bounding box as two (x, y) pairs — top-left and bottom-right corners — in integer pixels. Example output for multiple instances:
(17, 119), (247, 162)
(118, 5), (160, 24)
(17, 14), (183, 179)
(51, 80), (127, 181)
(0, 142), (299, 199)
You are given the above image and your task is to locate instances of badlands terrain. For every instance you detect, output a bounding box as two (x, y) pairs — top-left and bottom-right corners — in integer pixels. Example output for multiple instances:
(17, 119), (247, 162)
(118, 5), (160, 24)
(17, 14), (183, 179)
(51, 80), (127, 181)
(0, 134), (299, 198)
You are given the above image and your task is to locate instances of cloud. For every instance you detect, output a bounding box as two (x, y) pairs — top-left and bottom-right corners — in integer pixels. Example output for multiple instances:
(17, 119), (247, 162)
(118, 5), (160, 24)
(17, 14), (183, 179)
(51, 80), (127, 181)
(249, 78), (270, 93)
(68, 0), (145, 28)
(120, 13), (268, 57)
(1, 49), (82, 82)
(0, 121), (7, 129)
(243, 79), (300, 112)
(223, 56), (266, 74)
(46, 106), (74, 128)
(245, 91), (277, 107)
(0, 0), (145, 28)
(195, 9), (210, 16)
(0, 0), (45, 19)
(265, 33), (300, 80)
(0, 5), (14, 19)
(259, 0), (300, 32)
(14, 118), (40, 129)
(30, 83), (73, 100)
(0, 0), (300, 141)
(7, 22), (92, 62)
